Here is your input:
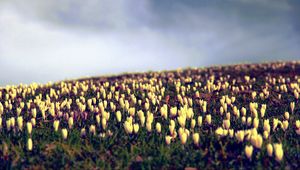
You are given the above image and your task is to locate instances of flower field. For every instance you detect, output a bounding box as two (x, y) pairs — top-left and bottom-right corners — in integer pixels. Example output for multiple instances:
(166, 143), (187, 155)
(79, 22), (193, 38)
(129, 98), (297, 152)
(0, 61), (299, 169)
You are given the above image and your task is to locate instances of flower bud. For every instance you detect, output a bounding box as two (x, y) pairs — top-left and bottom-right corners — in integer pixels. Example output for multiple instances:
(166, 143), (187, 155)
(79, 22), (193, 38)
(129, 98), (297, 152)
(180, 132), (187, 145)
(146, 122), (152, 132)
(274, 143), (284, 162)
(245, 145), (253, 159)
(89, 125), (96, 135)
(282, 120), (289, 131)
(156, 122), (161, 133)
(223, 119), (230, 129)
(101, 118), (107, 130)
(192, 133), (199, 145)
(68, 117), (74, 129)
(206, 114), (212, 125)
(17, 116), (23, 130)
(197, 116), (203, 127)
(124, 121), (133, 134)
(27, 138), (33, 151)
(62, 128), (68, 140)
(53, 120), (59, 132)
(116, 111), (122, 122)
(165, 135), (172, 145)
(267, 143), (273, 157)
(27, 122), (32, 135)
(284, 112), (289, 120)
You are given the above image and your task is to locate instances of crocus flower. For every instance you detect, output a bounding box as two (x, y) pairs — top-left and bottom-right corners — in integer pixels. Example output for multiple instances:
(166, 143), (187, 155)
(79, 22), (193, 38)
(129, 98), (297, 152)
(156, 122), (161, 133)
(27, 138), (33, 151)
(27, 122), (32, 135)
(62, 128), (68, 140)
(290, 102), (295, 112)
(282, 120), (289, 131)
(253, 118), (259, 129)
(267, 143), (273, 157)
(116, 111), (122, 122)
(235, 130), (245, 142)
(133, 123), (139, 134)
(215, 127), (224, 136)
(101, 118), (107, 130)
(180, 132), (187, 145)
(10, 117), (15, 128)
(6, 119), (11, 131)
(124, 121), (133, 134)
(170, 107), (177, 117)
(206, 114), (212, 125)
(165, 135), (172, 145)
(245, 145), (253, 159)
(197, 116), (203, 127)
(89, 125), (96, 135)
(146, 122), (152, 132)
(96, 114), (100, 125)
(192, 133), (199, 145)
(53, 120), (59, 132)
(17, 116), (23, 130)
(296, 120), (300, 129)
(191, 119), (196, 129)
(273, 118), (279, 131)
(273, 143), (284, 162)
(223, 119), (230, 129)
(284, 112), (289, 120)
(251, 134), (263, 149)
(68, 117), (74, 129)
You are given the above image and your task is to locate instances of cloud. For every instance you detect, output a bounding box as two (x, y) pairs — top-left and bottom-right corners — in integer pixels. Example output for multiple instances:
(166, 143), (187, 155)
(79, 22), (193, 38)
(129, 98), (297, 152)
(0, 0), (299, 86)
(0, 5), (191, 85)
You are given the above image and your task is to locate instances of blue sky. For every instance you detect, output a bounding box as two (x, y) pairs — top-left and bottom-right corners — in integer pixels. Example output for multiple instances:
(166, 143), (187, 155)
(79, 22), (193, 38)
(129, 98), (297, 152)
(0, 0), (299, 86)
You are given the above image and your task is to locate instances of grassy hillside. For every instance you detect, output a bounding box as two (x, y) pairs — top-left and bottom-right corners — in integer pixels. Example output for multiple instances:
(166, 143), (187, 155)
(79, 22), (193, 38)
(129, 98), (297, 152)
(0, 61), (300, 169)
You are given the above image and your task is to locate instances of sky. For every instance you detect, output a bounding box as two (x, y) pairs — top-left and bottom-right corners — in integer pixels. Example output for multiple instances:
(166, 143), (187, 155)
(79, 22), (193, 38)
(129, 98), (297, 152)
(0, 0), (299, 86)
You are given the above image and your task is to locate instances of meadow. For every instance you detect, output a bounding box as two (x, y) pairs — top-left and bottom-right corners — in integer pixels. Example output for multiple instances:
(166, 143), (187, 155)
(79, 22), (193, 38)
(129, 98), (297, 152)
(0, 61), (299, 169)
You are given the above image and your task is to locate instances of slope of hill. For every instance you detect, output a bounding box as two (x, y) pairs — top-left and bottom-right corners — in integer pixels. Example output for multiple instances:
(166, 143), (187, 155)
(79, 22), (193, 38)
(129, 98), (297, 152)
(0, 61), (299, 169)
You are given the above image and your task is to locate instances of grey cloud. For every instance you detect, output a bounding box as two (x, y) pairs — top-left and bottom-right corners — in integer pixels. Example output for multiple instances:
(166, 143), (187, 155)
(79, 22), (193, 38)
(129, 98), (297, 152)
(0, 0), (299, 86)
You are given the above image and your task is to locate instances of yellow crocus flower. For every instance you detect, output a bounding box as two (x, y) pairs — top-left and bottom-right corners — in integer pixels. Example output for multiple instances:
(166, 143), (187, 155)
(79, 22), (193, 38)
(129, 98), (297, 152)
(253, 118), (259, 129)
(27, 122), (32, 135)
(192, 133), (199, 145)
(180, 132), (187, 145)
(170, 107), (177, 117)
(190, 119), (196, 129)
(68, 117), (74, 129)
(223, 119), (230, 129)
(205, 114), (212, 125)
(89, 125), (96, 135)
(96, 114), (100, 125)
(53, 120), (60, 132)
(17, 116), (23, 130)
(133, 123), (139, 134)
(282, 120), (289, 131)
(27, 138), (33, 151)
(267, 143), (273, 157)
(146, 122), (152, 132)
(116, 111), (122, 122)
(245, 145), (253, 159)
(101, 118), (107, 130)
(197, 116), (203, 127)
(165, 135), (172, 145)
(284, 112), (289, 120)
(156, 122), (161, 133)
(215, 127), (224, 136)
(296, 120), (300, 129)
(62, 128), (68, 140)
(235, 130), (245, 142)
(274, 143), (284, 162)
(124, 121), (133, 134)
